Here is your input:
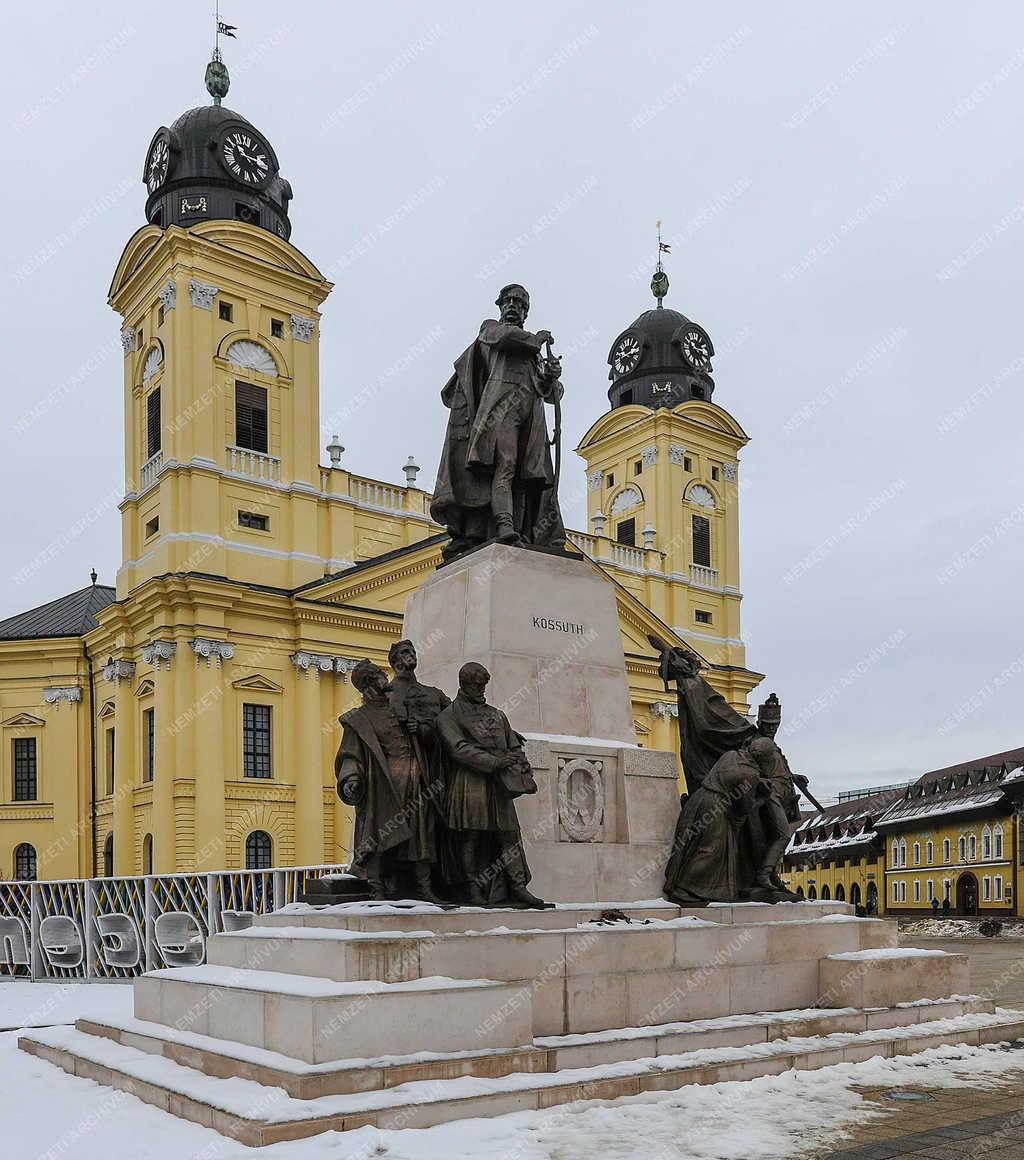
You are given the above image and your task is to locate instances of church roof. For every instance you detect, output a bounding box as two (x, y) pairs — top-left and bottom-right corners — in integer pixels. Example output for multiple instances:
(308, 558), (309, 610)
(0, 584), (116, 641)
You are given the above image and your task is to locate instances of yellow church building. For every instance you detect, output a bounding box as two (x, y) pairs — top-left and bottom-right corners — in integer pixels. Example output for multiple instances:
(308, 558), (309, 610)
(0, 62), (764, 883)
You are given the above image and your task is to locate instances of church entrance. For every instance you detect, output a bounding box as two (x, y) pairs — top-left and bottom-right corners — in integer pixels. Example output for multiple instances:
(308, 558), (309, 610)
(956, 872), (979, 916)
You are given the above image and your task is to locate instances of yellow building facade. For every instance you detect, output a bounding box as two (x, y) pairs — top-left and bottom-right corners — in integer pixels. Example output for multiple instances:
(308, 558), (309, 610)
(0, 80), (764, 882)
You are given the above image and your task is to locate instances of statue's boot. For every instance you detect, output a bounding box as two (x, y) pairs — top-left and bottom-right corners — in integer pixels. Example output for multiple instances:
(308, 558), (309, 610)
(495, 515), (518, 544)
(508, 882), (548, 909)
(367, 878), (389, 902)
(412, 864), (447, 907)
(465, 882), (488, 907)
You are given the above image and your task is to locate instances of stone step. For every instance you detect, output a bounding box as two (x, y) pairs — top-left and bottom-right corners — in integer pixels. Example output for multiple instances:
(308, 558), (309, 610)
(68, 997), (996, 1100)
(133, 965), (533, 1064)
(819, 948), (970, 1007)
(261, 898), (857, 935)
(20, 1006), (1024, 1146)
(206, 913), (896, 1036)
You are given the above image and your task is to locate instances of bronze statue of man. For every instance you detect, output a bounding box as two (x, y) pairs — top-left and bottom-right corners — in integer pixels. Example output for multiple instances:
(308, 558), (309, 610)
(435, 661), (546, 908)
(334, 659), (444, 903)
(431, 284), (566, 561)
(751, 693), (806, 899)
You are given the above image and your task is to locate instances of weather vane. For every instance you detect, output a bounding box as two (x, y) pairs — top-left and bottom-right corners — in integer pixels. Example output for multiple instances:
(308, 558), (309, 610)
(206, 1), (237, 105)
(652, 220), (671, 307)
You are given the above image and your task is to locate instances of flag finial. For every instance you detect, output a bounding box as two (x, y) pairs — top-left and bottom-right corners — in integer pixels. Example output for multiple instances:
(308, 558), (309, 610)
(206, 1), (237, 105)
(652, 220), (670, 307)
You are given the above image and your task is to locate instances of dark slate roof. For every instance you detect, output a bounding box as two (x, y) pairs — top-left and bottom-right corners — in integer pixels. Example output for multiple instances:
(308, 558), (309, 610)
(0, 584), (116, 641)
(785, 783), (910, 864)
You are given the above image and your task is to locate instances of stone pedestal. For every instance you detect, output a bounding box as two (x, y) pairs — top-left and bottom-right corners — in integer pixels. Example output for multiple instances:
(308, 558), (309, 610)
(403, 543), (679, 902)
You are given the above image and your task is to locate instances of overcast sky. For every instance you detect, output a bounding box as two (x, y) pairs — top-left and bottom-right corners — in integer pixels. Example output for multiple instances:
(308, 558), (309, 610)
(3, 2), (1022, 797)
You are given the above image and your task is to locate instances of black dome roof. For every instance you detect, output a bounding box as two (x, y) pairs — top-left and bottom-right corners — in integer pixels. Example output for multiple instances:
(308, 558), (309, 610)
(606, 299), (715, 411)
(143, 100), (292, 239)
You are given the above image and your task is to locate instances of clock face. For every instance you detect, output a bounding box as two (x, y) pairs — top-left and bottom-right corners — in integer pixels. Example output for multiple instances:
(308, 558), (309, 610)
(221, 130), (271, 186)
(612, 334), (642, 376)
(679, 327), (712, 370)
(145, 136), (170, 193)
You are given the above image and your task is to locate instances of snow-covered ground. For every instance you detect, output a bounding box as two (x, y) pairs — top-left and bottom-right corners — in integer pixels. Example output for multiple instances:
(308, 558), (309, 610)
(901, 918), (1024, 938)
(0, 981), (133, 1029)
(4, 983), (1024, 1159)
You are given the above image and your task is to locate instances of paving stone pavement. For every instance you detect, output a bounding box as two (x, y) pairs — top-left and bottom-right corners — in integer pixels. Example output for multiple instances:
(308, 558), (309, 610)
(810, 936), (1024, 1159)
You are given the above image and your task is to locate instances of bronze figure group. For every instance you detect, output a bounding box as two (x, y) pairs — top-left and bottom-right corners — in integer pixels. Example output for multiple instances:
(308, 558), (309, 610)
(334, 641), (547, 909)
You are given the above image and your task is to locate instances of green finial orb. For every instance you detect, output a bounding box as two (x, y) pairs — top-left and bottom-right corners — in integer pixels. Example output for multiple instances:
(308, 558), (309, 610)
(651, 269), (669, 307)
(205, 55), (230, 105)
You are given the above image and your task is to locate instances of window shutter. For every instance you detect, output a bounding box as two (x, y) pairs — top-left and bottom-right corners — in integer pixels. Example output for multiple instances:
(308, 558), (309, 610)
(616, 518), (635, 546)
(692, 515), (711, 566)
(235, 383), (268, 453)
(146, 388), (161, 459)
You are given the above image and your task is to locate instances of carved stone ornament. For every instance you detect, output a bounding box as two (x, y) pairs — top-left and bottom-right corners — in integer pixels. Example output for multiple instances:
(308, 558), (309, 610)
(641, 444), (659, 467)
(158, 280), (177, 312)
(190, 638), (234, 668)
(142, 345), (163, 384)
(43, 686), (82, 708)
(289, 313), (315, 343)
(141, 640), (177, 670)
(588, 470), (604, 492)
(102, 659), (136, 684)
(226, 340), (277, 377)
(669, 444), (687, 466)
(650, 700), (679, 719)
(686, 483), (716, 509)
(722, 462), (738, 483)
(557, 757), (605, 842)
(188, 279), (218, 310)
(609, 486), (642, 514)
(290, 652), (359, 681)
(334, 657), (361, 682)
(120, 325), (136, 356)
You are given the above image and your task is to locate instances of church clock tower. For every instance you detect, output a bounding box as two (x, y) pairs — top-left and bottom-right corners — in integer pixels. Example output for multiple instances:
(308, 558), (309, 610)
(576, 263), (756, 704)
(111, 56), (333, 597)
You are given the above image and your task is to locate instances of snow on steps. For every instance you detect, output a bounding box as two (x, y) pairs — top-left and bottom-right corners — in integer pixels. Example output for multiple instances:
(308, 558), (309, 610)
(20, 1002), (1024, 1147)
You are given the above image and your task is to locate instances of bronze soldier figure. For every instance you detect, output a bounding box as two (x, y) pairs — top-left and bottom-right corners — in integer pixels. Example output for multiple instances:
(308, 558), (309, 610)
(435, 662), (547, 908)
(751, 693), (806, 900)
(334, 659), (444, 903)
(431, 284), (566, 561)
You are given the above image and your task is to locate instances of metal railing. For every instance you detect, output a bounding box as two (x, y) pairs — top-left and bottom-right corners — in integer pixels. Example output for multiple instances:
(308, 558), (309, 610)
(0, 863), (345, 981)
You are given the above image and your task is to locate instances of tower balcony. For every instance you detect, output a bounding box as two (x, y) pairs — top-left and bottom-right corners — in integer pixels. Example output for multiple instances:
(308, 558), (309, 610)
(689, 563), (720, 589)
(139, 450), (164, 490)
(566, 530), (663, 576)
(226, 445), (282, 483)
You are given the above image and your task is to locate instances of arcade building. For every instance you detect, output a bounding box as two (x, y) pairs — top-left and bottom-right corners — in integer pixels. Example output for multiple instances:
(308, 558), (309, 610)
(0, 57), (764, 881)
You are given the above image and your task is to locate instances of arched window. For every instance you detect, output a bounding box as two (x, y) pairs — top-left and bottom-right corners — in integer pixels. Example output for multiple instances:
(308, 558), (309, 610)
(913, 880), (921, 902)
(982, 827), (992, 860)
(245, 830), (273, 870)
(796, 886), (805, 899)
(925, 840), (933, 865)
(943, 838), (951, 863)
(821, 884), (831, 900)
(927, 879), (934, 901)
(983, 876), (991, 901)
(912, 842), (920, 866)
(835, 883), (845, 901)
(969, 834), (977, 861)
(899, 839), (908, 867)
(958, 836), (966, 862)
(142, 834), (153, 876)
(994, 825), (1004, 859)
(891, 840), (899, 867)
(808, 886), (817, 900)
(14, 843), (36, 881)
(103, 834), (114, 877)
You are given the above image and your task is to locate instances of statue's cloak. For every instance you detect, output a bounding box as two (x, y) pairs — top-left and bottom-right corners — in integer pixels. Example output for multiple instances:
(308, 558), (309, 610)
(674, 672), (758, 791)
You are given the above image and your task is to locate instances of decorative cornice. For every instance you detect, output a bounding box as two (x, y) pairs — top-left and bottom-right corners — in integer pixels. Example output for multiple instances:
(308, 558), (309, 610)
(141, 639), (177, 670)
(190, 637), (234, 667)
(289, 313), (315, 343)
(650, 700), (679, 719)
(120, 325), (136, 356)
(102, 659), (135, 684)
(158, 279), (177, 312)
(189, 279), (218, 310)
(43, 686), (82, 708)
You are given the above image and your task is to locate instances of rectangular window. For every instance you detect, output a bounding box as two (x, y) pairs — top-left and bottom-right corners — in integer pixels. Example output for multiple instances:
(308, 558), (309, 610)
(13, 738), (37, 802)
(145, 516), (159, 538)
(683, 456), (692, 472)
(143, 708), (155, 783)
(271, 318), (284, 338)
(158, 304), (165, 327)
(711, 466), (720, 481)
(147, 387), (161, 459)
(927, 879), (934, 901)
(983, 876), (991, 901)
(238, 510), (269, 531)
(995, 876), (1003, 901)
(106, 729), (115, 796)
(695, 609), (712, 625)
(616, 518), (635, 546)
(692, 515), (711, 567)
(633, 460), (643, 476)
(913, 880), (920, 902)
(243, 704), (272, 778)
(235, 382), (268, 453)
(219, 301), (233, 322)
(605, 473), (615, 489)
